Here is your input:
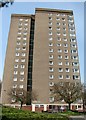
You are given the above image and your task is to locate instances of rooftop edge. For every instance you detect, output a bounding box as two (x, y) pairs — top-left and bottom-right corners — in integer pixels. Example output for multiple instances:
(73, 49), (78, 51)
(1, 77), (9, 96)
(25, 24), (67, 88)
(35, 8), (73, 14)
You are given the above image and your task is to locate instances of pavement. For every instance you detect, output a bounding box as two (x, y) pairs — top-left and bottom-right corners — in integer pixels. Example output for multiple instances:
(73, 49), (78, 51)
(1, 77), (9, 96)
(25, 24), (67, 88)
(69, 115), (86, 120)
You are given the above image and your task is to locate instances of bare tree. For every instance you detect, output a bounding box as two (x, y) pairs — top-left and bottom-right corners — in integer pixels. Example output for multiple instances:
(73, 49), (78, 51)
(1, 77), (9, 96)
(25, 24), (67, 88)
(82, 84), (86, 112)
(53, 82), (82, 110)
(9, 88), (38, 109)
(0, 0), (14, 8)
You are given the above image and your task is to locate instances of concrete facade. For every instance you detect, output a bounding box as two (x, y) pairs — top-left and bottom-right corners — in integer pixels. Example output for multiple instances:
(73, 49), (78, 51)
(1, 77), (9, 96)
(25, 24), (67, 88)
(2, 8), (81, 106)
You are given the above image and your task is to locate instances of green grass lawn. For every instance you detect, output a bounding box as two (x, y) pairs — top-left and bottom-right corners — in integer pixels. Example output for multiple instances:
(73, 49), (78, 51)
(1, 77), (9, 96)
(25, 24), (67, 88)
(1, 106), (85, 120)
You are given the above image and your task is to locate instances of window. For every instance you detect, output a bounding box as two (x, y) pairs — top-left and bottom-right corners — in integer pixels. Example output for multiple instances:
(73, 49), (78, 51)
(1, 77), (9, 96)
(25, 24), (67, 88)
(68, 15), (73, 18)
(64, 43), (68, 47)
(21, 59), (25, 62)
(49, 43), (53, 47)
(49, 37), (53, 41)
(49, 97), (54, 102)
(19, 18), (23, 21)
(23, 37), (27, 40)
(23, 32), (27, 35)
(71, 44), (76, 48)
(63, 23), (66, 26)
(63, 38), (67, 41)
(61, 14), (65, 16)
(70, 39), (76, 42)
(15, 59), (19, 62)
(49, 61), (53, 65)
(24, 23), (28, 26)
(25, 19), (28, 22)
(70, 28), (75, 32)
(20, 71), (24, 75)
(17, 41), (20, 45)
(65, 62), (69, 66)
(24, 27), (28, 31)
(49, 55), (53, 59)
(19, 85), (23, 88)
(49, 26), (52, 30)
(65, 68), (70, 72)
(12, 91), (16, 95)
(13, 85), (17, 88)
(11, 98), (16, 103)
(58, 62), (62, 65)
(66, 75), (70, 79)
(20, 78), (24, 81)
(23, 42), (27, 46)
(14, 65), (18, 68)
(65, 56), (69, 59)
(49, 49), (53, 53)
(21, 53), (26, 56)
(49, 82), (54, 86)
(49, 89), (54, 94)
(72, 62), (79, 66)
(71, 50), (77, 53)
(63, 33), (66, 36)
(58, 75), (63, 79)
(49, 75), (54, 79)
(71, 56), (78, 60)
(73, 75), (80, 80)
(62, 18), (65, 21)
(18, 32), (21, 35)
(57, 43), (61, 47)
(49, 31), (52, 35)
(57, 27), (60, 30)
(14, 71), (18, 75)
(16, 47), (20, 51)
(58, 55), (62, 59)
(68, 19), (74, 23)
(49, 17), (52, 20)
(58, 68), (63, 72)
(64, 50), (68, 53)
(58, 49), (62, 53)
(56, 14), (60, 16)
(63, 27), (66, 31)
(21, 65), (25, 68)
(57, 37), (61, 41)
(15, 53), (20, 56)
(73, 69), (79, 73)
(17, 36), (21, 40)
(49, 22), (52, 25)
(19, 22), (22, 26)
(57, 22), (60, 26)
(18, 26), (22, 30)
(70, 34), (75, 37)
(19, 92), (23, 95)
(57, 32), (60, 35)
(13, 78), (17, 81)
(49, 67), (54, 72)
(22, 47), (26, 50)
(56, 18), (60, 20)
